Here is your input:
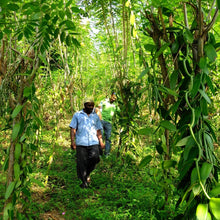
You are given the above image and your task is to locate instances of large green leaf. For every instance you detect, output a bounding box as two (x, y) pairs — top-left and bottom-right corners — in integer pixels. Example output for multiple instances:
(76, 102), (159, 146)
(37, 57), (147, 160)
(217, 0), (220, 9)
(191, 167), (198, 184)
(7, 3), (19, 11)
(144, 44), (156, 52)
(138, 127), (152, 135)
(170, 70), (178, 90)
(138, 67), (150, 79)
(205, 74), (215, 95)
(200, 162), (212, 181)
(15, 143), (21, 161)
(196, 204), (210, 220)
(190, 74), (201, 98)
(12, 123), (21, 141)
(162, 160), (177, 169)
(200, 98), (208, 116)
(5, 182), (15, 200)
(183, 29), (194, 43)
(158, 85), (178, 97)
(209, 185), (220, 197)
(199, 89), (211, 104)
(155, 43), (170, 58)
(139, 155), (153, 168)
(3, 202), (12, 220)
(11, 104), (23, 119)
(176, 135), (191, 147)
(65, 20), (75, 30)
(204, 44), (217, 62)
(14, 162), (20, 180)
(209, 198), (220, 219)
(23, 86), (32, 97)
(160, 120), (176, 131)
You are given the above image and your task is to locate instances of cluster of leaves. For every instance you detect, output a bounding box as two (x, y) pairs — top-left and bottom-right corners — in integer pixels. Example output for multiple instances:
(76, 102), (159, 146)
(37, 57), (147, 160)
(134, 0), (220, 218)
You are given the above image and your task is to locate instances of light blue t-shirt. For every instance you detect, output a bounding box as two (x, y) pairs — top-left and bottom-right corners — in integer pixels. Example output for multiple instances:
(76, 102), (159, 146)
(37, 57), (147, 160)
(69, 110), (102, 146)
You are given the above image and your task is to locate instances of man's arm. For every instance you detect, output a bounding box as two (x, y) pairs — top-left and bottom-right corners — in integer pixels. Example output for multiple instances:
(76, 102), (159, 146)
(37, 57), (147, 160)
(95, 107), (102, 120)
(70, 128), (76, 150)
(97, 129), (105, 149)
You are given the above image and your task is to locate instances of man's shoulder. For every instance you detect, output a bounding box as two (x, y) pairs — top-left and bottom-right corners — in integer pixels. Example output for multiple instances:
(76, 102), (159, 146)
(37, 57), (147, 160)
(73, 110), (84, 117)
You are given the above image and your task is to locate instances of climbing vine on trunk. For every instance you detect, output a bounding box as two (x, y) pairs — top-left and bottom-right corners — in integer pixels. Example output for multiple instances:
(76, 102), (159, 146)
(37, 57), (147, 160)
(138, 0), (220, 218)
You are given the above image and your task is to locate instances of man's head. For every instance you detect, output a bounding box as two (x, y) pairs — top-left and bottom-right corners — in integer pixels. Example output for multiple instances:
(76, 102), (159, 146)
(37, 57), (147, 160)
(84, 97), (94, 114)
(110, 92), (116, 103)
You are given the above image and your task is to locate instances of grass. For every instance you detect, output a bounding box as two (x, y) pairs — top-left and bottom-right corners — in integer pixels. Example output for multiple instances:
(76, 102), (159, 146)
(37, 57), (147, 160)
(1, 116), (212, 220)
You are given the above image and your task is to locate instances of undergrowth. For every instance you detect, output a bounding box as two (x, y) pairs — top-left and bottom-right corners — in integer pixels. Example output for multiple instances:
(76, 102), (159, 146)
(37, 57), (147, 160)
(0, 118), (186, 220)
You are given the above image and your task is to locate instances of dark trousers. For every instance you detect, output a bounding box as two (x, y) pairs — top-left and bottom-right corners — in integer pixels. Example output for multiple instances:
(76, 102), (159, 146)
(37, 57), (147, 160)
(76, 145), (100, 184)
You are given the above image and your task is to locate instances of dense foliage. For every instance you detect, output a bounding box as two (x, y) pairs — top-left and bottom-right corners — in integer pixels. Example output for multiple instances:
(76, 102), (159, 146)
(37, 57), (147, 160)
(0, 0), (220, 219)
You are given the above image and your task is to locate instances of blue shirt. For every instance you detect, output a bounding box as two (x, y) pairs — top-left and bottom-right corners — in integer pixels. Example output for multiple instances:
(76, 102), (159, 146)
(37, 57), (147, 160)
(69, 110), (102, 146)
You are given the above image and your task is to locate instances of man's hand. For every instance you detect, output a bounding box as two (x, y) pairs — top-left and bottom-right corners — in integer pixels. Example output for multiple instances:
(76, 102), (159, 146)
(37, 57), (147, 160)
(70, 128), (76, 150)
(71, 142), (76, 150)
(100, 142), (105, 149)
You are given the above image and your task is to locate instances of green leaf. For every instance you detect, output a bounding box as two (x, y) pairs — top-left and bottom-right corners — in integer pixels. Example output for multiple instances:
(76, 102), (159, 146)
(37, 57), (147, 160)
(71, 6), (81, 13)
(156, 143), (163, 154)
(205, 133), (214, 151)
(184, 29), (194, 43)
(22, 187), (31, 197)
(60, 31), (66, 43)
(170, 70), (178, 90)
(15, 143), (21, 161)
(138, 68), (150, 79)
(209, 185), (220, 197)
(162, 160), (177, 169)
(183, 139), (196, 160)
(199, 89), (211, 104)
(5, 182), (15, 200)
(193, 184), (202, 196)
(138, 127), (152, 135)
(54, 28), (59, 39)
(191, 167), (198, 184)
(3, 202), (12, 220)
(139, 155), (153, 168)
(14, 162), (20, 180)
(160, 120), (176, 131)
(7, 3), (19, 11)
(196, 204), (209, 220)
(200, 162), (212, 181)
(209, 198), (220, 219)
(170, 99), (181, 116)
(65, 20), (75, 30)
(204, 44), (217, 62)
(155, 43), (170, 58)
(3, 156), (9, 171)
(190, 74), (201, 98)
(200, 98), (208, 116)
(17, 33), (23, 41)
(0, 31), (3, 40)
(217, 0), (220, 9)
(176, 136), (191, 147)
(72, 37), (80, 47)
(38, 54), (48, 66)
(66, 34), (71, 46)
(206, 74), (215, 95)
(12, 123), (21, 141)
(171, 41), (179, 53)
(23, 86), (32, 97)
(11, 104), (23, 119)
(199, 57), (207, 70)
(158, 85), (178, 97)
(144, 44), (156, 52)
